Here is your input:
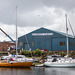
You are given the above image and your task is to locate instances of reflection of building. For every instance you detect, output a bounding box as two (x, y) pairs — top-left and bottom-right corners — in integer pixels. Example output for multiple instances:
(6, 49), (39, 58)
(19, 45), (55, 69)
(0, 42), (15, 52)
(18, 27), (75, 51)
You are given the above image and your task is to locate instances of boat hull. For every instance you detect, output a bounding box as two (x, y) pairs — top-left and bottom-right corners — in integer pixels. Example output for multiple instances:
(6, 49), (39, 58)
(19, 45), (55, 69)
(44, 62), (75, 68)
(0, 62), (32, 68)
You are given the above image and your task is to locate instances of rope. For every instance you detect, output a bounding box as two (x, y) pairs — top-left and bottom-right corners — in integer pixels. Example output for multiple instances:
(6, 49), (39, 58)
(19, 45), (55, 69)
(18, 10), (33, 57)
(68, 19), (75, 38)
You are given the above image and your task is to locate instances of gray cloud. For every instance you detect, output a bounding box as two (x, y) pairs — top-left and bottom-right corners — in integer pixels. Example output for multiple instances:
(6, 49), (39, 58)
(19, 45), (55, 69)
(43, 0), (75, 10)
(0, 0), (75, 28)
(0, 0), (44, 25)
(0, 0), (75, 41)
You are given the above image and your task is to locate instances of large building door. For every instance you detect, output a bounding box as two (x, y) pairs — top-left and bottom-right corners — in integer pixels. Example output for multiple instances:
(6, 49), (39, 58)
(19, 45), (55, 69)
(34, 38), (41, 49)
(34, 37), (51, 50)
(45, 38), (51, 50)
(40, 38), (46, 49)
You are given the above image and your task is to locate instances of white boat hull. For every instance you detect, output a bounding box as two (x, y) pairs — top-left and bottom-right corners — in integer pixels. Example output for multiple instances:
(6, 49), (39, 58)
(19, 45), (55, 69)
(44, 62), (75, 67)
(35, 64), (44, 67)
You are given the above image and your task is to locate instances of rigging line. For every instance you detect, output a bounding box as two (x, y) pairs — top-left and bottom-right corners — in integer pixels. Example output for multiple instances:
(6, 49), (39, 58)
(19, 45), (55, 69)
(23, 28), (33, 57)
(18, 9), (33, 57)
(18, 12), (31, 50)
(18, 10), (31, 50)
(68, 19), (75, 37)
(24, 35), (30, 50)
(24, 32), (33, 57)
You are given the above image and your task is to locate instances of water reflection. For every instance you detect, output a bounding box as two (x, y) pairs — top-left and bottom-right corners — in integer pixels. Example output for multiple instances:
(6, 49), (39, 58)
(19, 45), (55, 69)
(45, 67), (75, 75)
(0, 67), (32, 75)
(0, 67), (75, 75)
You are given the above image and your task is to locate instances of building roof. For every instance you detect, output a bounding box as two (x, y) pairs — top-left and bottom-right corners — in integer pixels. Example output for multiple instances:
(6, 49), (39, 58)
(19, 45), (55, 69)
(19, 27), (74, 38)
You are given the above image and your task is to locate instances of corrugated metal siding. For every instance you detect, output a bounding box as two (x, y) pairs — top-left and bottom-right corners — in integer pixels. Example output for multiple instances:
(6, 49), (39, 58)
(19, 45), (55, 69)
(69, 38), (75, 50)
(18, 28), (75, 51)
(32, 37), (51, 50)
(52, 38), (67, 51)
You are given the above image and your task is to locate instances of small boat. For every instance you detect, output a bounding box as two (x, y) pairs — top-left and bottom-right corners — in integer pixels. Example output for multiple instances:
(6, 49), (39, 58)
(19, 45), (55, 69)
(35, 64), (44, 67)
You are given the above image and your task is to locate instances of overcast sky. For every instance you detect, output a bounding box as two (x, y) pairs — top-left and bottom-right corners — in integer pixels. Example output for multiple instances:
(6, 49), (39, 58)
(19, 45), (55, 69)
(0, 0), (75, 41)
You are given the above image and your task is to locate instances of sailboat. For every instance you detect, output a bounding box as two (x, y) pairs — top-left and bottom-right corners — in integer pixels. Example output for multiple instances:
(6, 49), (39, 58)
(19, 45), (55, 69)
(0, 6), (33, 68)
(44, 15), (75, 67)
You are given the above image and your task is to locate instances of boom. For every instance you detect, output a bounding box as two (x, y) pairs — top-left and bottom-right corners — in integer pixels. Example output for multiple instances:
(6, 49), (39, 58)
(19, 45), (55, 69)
(0, 28), (16, 44)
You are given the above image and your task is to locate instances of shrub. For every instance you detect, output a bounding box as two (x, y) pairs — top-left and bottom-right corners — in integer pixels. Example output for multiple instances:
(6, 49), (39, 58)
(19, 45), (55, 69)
(21, 50), (25, 55)
(70, 51), (75, 57)
(10, 51), (14, 54)
(61, 52), (66, 57)
(35, 49), (42, 57)
(48, 51), (51, 55)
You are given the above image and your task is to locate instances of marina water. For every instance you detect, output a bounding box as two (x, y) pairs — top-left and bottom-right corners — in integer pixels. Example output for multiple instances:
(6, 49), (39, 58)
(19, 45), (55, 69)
(0, 67), (75, 75)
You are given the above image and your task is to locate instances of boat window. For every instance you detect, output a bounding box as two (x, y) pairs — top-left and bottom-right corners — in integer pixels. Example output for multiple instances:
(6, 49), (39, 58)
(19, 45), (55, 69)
(52, 58), (57, 62)
(17, 56), (23, 58)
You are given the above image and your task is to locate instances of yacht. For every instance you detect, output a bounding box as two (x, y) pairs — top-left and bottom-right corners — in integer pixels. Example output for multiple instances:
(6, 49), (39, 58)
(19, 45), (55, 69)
(44, 15), (75, 68)
(0, 7), (33, 68)
(44, 55), (75, 67)
(0, 54), (33, 67)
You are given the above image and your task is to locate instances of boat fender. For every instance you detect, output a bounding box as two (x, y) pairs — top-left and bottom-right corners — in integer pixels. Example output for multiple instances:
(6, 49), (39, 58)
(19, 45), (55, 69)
(11, 58), (14, 61)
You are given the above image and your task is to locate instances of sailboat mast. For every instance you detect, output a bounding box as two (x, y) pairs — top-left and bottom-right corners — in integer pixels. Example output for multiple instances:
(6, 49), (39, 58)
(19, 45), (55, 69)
(16, 6), (18, 56)
(65, 14), (69, 57)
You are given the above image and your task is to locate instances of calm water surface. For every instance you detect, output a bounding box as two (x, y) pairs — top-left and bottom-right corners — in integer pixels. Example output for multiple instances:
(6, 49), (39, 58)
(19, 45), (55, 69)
(0, 67), (75, 75)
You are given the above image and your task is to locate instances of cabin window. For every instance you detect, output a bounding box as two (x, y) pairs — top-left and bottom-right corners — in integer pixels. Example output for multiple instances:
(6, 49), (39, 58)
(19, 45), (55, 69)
(70, 42), (75, 46)
(60, 42), (65, 46)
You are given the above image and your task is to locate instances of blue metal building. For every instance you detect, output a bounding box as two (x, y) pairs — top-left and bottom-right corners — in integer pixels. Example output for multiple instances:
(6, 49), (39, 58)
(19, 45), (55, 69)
(18, 27), (75, 51)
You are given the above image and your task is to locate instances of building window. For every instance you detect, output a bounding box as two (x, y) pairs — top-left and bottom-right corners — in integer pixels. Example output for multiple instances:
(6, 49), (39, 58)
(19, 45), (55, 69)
(32, 42), (34, 46)
(70, 42), (75, 46)
(3, 48), (5, 51)
(19, 42), (23, 46)
(60, 42), (65, 46)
